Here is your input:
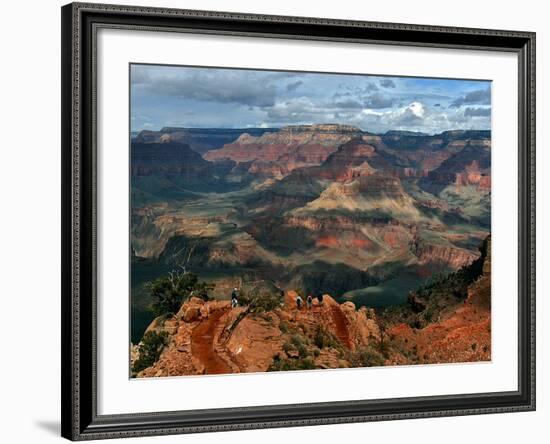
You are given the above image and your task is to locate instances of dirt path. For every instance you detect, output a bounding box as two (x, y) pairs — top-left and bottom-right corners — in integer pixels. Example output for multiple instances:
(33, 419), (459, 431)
(330, 304), (352, 349)
(191, 309), (231, 375)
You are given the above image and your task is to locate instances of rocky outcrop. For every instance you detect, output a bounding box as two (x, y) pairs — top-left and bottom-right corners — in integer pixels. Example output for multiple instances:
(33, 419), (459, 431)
(385, 236), (491, 365)
(134, 292), (381, 377)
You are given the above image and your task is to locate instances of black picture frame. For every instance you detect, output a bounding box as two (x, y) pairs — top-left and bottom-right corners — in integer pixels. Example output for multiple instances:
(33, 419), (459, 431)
(61, 2), (536, 440)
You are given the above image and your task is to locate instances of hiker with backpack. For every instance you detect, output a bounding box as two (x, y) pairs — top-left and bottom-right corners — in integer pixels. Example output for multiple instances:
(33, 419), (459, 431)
(231, 287), (239, 308)
(296, 294), (303, 309)
(306, 294), (313, 309)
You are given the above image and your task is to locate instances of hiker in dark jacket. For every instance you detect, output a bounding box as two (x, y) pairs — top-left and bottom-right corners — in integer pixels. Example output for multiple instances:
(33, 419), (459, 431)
(231, 287), (239, 308)
(317, 293), (324, 306)
(296, 295), (303, 309)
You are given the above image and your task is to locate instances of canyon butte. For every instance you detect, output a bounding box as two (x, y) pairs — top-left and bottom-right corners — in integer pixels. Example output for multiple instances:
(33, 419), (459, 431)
(130, 123), (491, 376)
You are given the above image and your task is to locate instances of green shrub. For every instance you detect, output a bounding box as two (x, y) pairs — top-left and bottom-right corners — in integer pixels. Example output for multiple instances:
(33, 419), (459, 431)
(282, 341), (294, 355)
(290, 333), (308, 348)
(268, 355), (316, 372)
(313, 325), (343, 350)
(280, 333), (312, 359)
(349, 346), (385, 368)
(239, 288), (281, 313)
(146, 271), (213, 317)
(132, 331), (168, 374)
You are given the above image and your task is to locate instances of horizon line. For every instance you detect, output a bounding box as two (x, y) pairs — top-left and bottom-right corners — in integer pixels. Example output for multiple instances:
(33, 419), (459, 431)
(130, 124), (492, 137)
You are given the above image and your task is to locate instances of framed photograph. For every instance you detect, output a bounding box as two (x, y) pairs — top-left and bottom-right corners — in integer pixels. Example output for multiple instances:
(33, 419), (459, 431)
(61, 2), (535, 440)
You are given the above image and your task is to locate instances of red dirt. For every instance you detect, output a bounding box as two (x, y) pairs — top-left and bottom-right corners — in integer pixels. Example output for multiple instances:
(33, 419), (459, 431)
(316, 236), (339, 247)
(351, 238), (373, 249)
(191, 309), (231, 375)
(329, 303), (352, 349)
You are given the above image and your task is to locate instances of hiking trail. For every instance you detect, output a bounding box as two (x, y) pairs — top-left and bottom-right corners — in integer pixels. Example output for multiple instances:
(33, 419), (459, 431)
(191, 308), (231, 374)
(329, 303), (352, 349)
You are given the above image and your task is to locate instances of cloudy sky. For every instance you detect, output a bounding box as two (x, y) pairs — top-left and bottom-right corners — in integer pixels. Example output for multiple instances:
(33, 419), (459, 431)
(131, 64), (491, 135)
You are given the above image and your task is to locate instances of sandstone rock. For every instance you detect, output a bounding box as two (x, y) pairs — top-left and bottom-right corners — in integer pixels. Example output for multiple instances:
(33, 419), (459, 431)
(181, 307), (199, 323)
(163, 318), (179, 334)
(226, 314), (284, 372)
(340, 301), (356, 312)
(189, 296), (206, 305)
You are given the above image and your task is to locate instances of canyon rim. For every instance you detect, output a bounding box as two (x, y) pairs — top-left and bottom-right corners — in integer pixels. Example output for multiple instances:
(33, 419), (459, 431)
(129, 64), (492, 378)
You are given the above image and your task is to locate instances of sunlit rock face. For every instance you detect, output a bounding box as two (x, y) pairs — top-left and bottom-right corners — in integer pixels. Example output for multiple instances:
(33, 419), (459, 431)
(204, 124), (366, 176)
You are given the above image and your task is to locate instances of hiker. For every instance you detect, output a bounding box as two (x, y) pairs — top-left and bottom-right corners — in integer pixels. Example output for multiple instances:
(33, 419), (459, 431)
(317, 293), (324, 306)
(231, 287), (239, 308)
(296, 294), (303, 309)
(306, 294), (313, 309)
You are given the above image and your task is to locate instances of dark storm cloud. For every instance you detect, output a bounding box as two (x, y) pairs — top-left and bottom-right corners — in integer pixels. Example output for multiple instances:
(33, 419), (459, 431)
(334, 99), (363, 109)
(286, 80), (303, 92)
(464, 107), (491, 117)
(133, 68), (279, 107)
(363, 93), (395, 109)
(450, 87), (491, 107)
(364, 82), (379, 92)
(380, 79), (396, 88)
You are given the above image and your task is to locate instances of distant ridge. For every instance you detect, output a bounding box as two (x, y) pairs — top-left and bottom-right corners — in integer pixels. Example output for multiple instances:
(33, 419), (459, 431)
(132, 127), (277, 154)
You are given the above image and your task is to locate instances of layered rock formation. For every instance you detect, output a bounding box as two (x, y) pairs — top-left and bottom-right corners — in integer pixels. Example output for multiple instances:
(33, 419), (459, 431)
(419, 143), (491, 194)
(378, 130), (491, 176)
(204, 124), (366, 176)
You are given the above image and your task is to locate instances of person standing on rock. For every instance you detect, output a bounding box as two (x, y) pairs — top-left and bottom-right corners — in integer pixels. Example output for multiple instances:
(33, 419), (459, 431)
(306, 294), (313, 309)
(317, 294), (324, 306)
(231, 287), (239, 308)
(296, 294), (303, 310)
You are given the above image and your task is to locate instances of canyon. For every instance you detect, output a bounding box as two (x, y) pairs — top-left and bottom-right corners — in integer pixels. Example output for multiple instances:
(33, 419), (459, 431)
(130, 123), (491, 355)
